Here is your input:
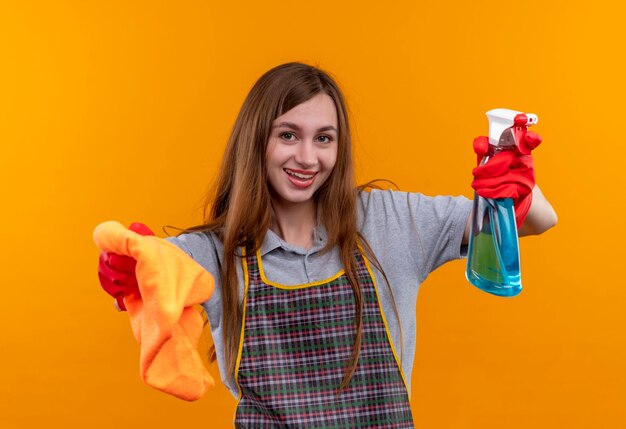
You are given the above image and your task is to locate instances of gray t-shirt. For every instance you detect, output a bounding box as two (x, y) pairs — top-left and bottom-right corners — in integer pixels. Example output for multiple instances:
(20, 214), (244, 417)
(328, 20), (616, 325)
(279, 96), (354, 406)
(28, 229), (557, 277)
(167, 189), (472, 398)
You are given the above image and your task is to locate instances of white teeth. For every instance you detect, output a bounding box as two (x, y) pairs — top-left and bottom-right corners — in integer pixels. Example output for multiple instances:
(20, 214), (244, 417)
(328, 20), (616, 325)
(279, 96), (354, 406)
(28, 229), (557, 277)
(285, 169), (315, 180)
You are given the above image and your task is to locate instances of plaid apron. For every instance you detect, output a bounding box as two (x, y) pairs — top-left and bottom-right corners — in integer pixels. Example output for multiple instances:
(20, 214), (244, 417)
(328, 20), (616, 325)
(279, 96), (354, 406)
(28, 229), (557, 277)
(234, 245), (414, 428)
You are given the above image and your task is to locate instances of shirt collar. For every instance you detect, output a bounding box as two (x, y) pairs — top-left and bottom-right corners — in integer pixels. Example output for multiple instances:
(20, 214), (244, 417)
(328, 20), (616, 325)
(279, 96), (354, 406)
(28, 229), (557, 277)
(259, 228), (284, 256)
(259, 223), (329, 256)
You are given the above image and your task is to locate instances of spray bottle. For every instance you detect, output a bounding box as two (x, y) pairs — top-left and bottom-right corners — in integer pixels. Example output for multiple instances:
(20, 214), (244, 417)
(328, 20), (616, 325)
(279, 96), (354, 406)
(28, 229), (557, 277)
(466, 108), (538, 297)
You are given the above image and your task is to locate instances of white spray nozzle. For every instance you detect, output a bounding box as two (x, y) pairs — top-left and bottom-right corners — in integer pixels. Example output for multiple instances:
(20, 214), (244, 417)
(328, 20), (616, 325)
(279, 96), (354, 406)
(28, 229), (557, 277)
(486, 108), (538, 146)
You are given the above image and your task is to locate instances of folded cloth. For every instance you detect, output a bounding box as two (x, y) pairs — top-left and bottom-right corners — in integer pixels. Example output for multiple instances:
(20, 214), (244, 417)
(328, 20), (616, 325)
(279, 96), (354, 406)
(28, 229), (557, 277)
(93, 221), (215, 401)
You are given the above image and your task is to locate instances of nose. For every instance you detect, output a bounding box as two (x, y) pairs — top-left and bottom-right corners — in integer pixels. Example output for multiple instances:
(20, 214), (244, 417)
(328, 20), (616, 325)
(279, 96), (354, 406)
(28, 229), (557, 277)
(294, 140), (317, 168)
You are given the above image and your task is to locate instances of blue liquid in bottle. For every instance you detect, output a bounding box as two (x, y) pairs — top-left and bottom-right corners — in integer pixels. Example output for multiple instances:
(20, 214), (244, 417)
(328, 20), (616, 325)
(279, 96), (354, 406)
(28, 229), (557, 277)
(466, 195), (521, 297)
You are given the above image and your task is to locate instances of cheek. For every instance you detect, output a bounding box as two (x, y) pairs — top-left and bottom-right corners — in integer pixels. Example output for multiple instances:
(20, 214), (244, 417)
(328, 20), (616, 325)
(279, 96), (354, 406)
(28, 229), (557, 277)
(266, 143), (290, 167)
(324, 148), (339, 171)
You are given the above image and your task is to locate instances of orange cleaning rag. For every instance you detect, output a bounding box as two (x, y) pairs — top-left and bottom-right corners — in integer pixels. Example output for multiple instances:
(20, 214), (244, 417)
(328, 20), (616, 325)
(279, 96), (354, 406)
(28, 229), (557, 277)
(93, 221), (215, 401)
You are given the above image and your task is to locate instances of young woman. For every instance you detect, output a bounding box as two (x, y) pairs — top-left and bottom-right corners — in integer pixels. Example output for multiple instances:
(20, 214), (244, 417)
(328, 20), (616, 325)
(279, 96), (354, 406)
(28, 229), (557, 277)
(98, 62), (557, 427)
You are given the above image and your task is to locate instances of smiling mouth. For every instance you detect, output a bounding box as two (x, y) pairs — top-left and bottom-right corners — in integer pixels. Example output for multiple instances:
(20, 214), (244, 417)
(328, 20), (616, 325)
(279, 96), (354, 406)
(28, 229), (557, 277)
(284, 168), (317, 180)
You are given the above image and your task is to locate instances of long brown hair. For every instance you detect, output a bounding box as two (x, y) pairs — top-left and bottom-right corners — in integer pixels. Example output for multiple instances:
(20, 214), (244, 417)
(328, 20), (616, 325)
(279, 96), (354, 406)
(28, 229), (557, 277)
(190, 62), (382, 389)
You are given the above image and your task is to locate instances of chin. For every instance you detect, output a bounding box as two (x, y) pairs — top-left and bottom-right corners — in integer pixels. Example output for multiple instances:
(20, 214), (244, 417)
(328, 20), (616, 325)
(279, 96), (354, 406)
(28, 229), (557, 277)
(275, 189), (317, 206)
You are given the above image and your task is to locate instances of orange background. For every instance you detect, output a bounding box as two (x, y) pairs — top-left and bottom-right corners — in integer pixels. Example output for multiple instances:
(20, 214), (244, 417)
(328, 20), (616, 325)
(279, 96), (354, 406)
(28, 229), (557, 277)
(1, 1), (624, 428)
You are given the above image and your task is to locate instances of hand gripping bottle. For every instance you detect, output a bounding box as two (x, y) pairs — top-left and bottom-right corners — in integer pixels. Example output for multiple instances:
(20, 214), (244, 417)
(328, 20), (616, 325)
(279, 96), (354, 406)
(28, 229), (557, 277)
(466, 108), (538, 297)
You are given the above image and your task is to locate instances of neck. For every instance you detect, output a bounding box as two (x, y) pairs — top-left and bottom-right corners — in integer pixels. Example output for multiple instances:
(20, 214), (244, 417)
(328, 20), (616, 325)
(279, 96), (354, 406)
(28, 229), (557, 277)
(270, 199), (317, 249)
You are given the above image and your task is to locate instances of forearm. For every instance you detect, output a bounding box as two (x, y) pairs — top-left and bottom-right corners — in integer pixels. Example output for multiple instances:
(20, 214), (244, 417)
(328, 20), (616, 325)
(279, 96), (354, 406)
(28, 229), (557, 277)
(518, 185), (557, 236)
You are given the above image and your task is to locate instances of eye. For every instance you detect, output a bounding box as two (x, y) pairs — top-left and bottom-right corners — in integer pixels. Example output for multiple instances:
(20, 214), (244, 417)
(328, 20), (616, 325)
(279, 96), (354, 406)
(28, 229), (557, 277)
(280, 132), (296, 141)
(316, 135), (333, 143)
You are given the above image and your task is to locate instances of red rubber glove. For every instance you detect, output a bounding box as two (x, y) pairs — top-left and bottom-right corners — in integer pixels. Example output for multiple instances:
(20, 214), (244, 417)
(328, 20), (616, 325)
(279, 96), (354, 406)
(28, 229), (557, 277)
(97, 222), (154, 311)
(471, 131), (542, 227)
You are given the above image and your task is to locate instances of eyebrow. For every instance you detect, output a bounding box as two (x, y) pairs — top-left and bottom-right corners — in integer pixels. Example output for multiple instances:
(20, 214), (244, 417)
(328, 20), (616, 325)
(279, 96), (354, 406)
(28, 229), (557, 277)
(273, 122), (338, 133)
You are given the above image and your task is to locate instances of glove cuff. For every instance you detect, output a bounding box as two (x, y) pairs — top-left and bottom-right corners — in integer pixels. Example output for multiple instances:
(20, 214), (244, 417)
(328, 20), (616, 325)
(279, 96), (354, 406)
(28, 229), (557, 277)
(515, 192), (533, 229)
(114, 295), (127, 312)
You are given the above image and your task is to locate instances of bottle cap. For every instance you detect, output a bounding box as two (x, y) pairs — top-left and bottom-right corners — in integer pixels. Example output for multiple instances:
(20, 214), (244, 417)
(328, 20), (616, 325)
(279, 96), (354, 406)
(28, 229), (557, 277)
(486, 108), (538, 146)
(486, 108), (521, 146)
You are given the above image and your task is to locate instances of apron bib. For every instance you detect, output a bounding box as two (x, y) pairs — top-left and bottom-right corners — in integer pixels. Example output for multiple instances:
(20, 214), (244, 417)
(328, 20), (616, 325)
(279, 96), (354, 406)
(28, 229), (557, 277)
(234, 245), (414, 428)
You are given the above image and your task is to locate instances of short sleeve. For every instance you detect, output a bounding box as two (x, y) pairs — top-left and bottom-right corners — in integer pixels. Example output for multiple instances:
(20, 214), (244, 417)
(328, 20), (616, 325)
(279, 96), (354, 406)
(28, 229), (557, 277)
(358, 189), (472, 283)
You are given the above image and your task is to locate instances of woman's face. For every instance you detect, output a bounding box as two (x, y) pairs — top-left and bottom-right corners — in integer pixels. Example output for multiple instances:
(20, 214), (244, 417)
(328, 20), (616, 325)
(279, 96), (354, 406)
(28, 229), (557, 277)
(266, 93), (338, 209)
